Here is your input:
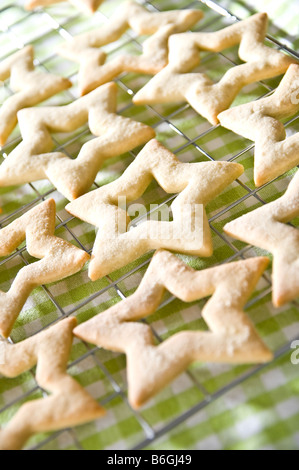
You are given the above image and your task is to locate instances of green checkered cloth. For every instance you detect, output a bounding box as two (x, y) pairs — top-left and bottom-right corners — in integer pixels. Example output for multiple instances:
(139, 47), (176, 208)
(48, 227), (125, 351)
(0, 0), (298, 450)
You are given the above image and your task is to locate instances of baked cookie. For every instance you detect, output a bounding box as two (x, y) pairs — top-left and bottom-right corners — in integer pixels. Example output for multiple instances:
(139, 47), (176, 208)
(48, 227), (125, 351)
(224, 170), (299, 306)
(0, 317), (105, 450)
(0, 82), (155, 200)
(74, 250), (272, 408)
(0, 45), (71, 146)
(0, 199), (89, 337)
(66, 139), (244, 280)
(134, 13), (297, 125)
(25, 0), (104, 14)
(58, 0), (203, 95)
(218, 64), (299, 186)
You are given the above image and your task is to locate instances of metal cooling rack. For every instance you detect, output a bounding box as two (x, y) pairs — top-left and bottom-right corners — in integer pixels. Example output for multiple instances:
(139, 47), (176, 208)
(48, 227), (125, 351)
(0, 0), (298, 450)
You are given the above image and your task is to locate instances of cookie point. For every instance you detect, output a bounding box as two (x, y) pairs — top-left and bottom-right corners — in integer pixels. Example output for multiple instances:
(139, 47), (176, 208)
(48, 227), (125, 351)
(273, 298), (282, 308)
(88, 270), (100, 282)
(65, 202), (72, 213)
(264, 350), (274, 362)
(73, 324), (81, 337)
(0, 325), (9, 339)
(79, 88), (87, 97)
(65, 199), (81, 218)
(88, 259), (101, 281)
(64, 78), (72, 89)
(44, 197), (56, 208)
(77, 250), (90, 266)
(259, 12), (268, 19)
(259, 256), (270, 269)
(245, 255), (270, 273)
(254, 174), (264, 187)
(24, 1), (34, 11)
(129, 395), (143, 410)
(132, 91), (146, 105)
(205, 245), (214, 257)
(223, 221), (233, 234)
(73, 322), (90, 341)
(272, 291), (286, 308)
(106, 81), (117, 91)
(193, 9), (204, 20)
(146, 138), (164, 151)
(210, 115), (220, 125)
(146, 127), (157, 140)
(67, 317), (78, 329)
(25, 44), (34, 53)
(234, 162), (245, 174)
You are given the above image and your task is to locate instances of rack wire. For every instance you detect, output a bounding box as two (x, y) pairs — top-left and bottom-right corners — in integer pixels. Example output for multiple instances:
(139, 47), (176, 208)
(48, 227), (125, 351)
(0, 0), (298, 450)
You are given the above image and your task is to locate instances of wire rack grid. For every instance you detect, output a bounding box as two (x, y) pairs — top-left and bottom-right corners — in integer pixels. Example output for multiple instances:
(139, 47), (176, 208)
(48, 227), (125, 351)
(0, 0), (298, 451)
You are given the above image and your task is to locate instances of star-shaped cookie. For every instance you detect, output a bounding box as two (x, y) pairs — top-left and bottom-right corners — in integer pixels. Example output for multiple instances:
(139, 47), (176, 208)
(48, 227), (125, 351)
(74, 250), (272, 408)
(218, 64), (299, 186)
(0, 198), (89, 338)
(66, 139), (244, 280)
(0, 45), (71, 146)
(0, 317), (105, 450)
(134, 12), (297, 125)
(25, 0), (104, 14)
(58, 0), (203, 95)
(224, 170), (299, 307)
(0, 82), (154, 201)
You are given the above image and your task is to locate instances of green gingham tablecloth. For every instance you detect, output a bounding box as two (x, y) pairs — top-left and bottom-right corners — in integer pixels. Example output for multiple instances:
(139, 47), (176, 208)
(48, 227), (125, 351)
(0, 0), (298, 450)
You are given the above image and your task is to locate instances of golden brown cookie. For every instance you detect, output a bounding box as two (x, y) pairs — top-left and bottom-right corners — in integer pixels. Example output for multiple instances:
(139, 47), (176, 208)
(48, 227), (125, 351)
(219, 64), (299, 186)
(75, 250), (272, 408)
(58, 0), (203, 95)
(25, 0), (103, 14)
(0, 45), (71, 146)
(134, 13), (297, 125)
(0, 317), (105, 450)
(0, 82), (155, 200)
(66, 139), (244, 280)
(224, 170), (299, 306)
(0, 199), (89, 337)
